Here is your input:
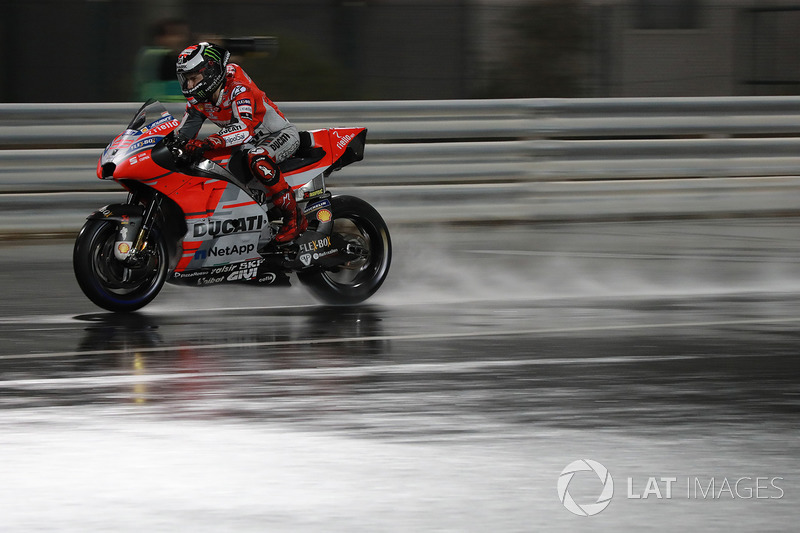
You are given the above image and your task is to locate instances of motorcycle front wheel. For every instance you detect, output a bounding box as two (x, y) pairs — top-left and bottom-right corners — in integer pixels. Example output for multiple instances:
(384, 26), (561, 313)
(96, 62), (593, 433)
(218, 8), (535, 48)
(298, 195), (391, 305)
(73, 219), (169, 312)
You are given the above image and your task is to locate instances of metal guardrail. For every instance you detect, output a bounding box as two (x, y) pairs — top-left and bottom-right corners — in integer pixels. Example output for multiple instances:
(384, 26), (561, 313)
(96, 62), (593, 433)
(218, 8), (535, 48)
(1, 97), (800, 237)
(3, 97), (800, 193)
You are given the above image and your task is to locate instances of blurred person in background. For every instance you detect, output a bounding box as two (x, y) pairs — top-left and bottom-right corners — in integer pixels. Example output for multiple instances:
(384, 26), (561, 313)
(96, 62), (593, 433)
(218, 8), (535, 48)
(135, 18), (192, 101)
(173, 42), (307, 244)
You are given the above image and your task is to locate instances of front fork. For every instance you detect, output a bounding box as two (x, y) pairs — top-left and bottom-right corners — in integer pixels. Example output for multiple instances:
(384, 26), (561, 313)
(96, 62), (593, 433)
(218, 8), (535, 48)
(114, 192), (162, 265)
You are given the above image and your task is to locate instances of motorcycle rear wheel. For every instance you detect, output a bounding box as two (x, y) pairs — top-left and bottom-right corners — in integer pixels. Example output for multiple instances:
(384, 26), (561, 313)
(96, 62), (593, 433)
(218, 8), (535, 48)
(298, 195), (391, 305)
(73, 219), (169, 312)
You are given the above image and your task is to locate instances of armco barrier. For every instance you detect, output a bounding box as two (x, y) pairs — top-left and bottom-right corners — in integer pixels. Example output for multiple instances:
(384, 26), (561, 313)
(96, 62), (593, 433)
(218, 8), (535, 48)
(4, 97), (800, 190)
(1, 97), (800, 235)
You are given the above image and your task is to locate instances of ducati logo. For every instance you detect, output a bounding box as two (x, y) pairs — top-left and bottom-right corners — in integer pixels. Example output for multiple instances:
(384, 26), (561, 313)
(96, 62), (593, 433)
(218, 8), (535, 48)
(192, 215), (264, 237)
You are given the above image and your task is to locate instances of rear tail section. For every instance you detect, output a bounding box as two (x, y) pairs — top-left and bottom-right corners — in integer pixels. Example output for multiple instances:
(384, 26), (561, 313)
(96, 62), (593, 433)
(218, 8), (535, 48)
(327, 128), (367, 172)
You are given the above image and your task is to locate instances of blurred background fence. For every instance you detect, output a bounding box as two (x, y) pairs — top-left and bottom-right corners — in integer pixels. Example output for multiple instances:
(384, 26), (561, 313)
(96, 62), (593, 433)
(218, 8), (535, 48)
(2, 96), (800, 235)
(3, 97), (800, 192)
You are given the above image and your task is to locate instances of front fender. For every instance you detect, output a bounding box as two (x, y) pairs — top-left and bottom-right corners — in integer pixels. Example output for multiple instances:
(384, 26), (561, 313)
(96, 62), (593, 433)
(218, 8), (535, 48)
(87, 204), (145, 223)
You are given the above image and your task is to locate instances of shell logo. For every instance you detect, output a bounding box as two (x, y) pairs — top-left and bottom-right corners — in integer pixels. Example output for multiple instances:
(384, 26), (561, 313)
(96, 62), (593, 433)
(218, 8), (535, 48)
(117, 242), (131, 254)
(316, 209), (332, 222)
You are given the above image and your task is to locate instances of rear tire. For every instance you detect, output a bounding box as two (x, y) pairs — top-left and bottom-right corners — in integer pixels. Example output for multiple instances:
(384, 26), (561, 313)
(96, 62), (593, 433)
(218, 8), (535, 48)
(73, 219), (169, 312)
(298, 195), (391, 305)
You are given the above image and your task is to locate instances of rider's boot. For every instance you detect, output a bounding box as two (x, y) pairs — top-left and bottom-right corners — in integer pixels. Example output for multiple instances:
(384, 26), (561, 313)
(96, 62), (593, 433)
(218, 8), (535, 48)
(270, 187), (308, 244)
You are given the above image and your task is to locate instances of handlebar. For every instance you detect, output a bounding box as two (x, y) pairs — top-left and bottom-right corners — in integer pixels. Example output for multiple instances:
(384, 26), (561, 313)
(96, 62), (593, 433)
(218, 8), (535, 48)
(163, 132), (195, 166)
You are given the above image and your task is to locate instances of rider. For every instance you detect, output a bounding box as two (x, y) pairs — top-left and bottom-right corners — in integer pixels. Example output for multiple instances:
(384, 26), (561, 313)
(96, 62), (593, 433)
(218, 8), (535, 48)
(174, 42), (307, 244)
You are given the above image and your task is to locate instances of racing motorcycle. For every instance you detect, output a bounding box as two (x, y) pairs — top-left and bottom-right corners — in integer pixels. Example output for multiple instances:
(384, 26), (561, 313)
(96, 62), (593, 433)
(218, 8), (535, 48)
(73, 100), (391, 312)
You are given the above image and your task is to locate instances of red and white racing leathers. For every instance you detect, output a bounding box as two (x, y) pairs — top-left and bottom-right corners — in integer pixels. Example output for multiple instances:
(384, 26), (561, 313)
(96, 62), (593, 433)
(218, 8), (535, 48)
(176, 63), (306, 243)
(175, 62), (299, 163)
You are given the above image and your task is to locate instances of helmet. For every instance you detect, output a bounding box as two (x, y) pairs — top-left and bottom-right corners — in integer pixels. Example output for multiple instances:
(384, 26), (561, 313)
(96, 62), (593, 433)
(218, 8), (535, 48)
(175, 42), (230, 103)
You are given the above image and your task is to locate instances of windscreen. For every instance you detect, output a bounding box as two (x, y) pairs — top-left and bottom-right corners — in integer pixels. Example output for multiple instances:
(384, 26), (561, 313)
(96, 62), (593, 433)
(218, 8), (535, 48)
(101, 100), (180, 166)
(127, 99), (171, 131)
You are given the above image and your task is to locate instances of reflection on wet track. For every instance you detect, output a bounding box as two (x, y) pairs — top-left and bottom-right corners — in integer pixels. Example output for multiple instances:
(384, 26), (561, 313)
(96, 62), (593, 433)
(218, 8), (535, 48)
(0, 218), (799, 531)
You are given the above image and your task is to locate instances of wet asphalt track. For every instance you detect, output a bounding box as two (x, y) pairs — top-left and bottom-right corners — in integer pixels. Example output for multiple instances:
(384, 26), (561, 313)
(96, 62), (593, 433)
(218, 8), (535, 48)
(0, 218), (799, 532)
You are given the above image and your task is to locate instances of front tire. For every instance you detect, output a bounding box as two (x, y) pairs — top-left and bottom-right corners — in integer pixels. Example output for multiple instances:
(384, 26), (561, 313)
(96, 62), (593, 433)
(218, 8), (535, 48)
(73, 219), (169, 312)
(298, 195), (391, 305)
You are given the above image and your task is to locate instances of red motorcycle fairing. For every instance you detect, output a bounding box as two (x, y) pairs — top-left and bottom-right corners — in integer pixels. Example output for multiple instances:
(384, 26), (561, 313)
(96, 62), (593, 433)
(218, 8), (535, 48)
(95, 101), (366, 280)
(169, 127), (363, 274)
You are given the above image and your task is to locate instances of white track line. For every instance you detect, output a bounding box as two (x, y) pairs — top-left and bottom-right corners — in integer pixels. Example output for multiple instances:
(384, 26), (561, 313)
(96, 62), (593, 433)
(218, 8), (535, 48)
(0, 344), (793, 389)
(0, 316), (798, 362)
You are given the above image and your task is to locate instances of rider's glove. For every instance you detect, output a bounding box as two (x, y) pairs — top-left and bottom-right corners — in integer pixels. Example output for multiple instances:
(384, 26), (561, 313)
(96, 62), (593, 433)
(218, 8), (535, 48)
(183, 135), (225, 163)
(182, 139), (207, 162)
(203, 135), (226, 151)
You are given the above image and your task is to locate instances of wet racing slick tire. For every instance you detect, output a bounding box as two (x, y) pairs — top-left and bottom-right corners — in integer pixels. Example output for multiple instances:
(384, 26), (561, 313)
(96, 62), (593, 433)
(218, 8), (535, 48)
(73, 219), (169, 312)
(298, 195), (391, 305)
